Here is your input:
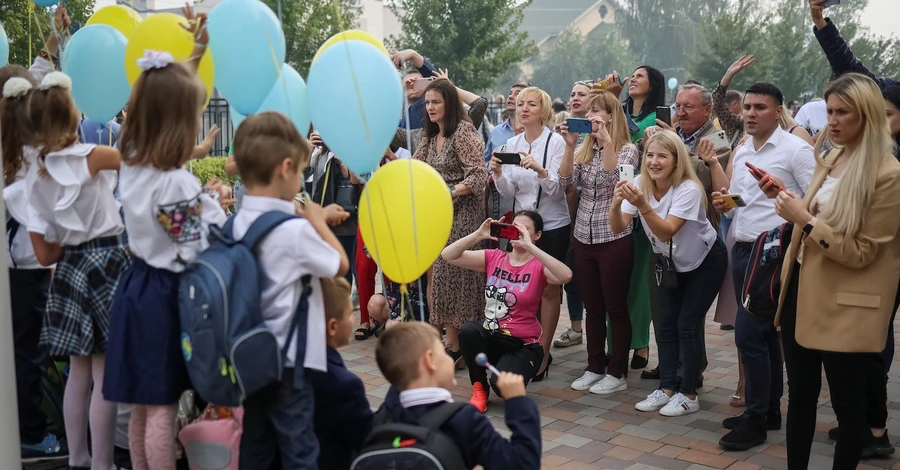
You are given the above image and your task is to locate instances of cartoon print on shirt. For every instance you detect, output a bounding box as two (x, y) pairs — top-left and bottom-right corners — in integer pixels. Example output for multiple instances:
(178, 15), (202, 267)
(484, 285), (517, 334)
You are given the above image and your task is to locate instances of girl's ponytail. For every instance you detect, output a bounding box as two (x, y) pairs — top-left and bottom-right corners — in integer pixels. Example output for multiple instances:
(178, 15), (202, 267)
(1, 72), (36, 185)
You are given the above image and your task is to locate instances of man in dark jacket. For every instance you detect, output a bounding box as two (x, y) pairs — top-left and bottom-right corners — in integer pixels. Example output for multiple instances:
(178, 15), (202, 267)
(392, 49), (438, 130)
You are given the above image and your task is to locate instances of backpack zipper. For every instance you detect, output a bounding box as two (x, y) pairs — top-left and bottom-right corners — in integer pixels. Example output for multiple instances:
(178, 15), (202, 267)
(350, 448), (444, 470)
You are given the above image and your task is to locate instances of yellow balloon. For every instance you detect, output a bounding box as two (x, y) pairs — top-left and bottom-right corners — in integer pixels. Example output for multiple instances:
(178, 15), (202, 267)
(312, 30), (389, 65)
(359, 160), (453, 284)
(124, 13), (214, 102)
(86, 5), (142, 38)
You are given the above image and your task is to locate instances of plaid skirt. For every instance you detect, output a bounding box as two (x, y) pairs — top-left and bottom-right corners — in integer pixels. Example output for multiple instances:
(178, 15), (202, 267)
(40, 236), (131, 357)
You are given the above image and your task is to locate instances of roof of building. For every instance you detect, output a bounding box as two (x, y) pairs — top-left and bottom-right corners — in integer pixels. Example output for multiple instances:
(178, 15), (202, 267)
(521, 0), (605, 44)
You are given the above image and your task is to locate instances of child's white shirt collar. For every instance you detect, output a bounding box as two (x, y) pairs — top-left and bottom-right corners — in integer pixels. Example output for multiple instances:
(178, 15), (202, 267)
(399, 387), (453, 408)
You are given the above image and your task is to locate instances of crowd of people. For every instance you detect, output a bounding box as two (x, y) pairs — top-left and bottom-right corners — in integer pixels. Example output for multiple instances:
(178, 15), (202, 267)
(2, 0), (900, 469)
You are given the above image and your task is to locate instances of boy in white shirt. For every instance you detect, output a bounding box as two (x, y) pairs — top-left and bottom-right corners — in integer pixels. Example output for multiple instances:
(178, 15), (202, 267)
(231, 111), (350, 469)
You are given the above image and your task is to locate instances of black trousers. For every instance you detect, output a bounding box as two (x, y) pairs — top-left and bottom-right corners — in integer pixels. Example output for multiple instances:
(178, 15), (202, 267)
(11, 268), (52, 444)
(781, 264), (884, 470)
(458, 322), (542, 396)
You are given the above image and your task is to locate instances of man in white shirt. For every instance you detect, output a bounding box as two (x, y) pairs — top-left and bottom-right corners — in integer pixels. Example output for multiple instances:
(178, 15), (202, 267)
(794, 99), (828, 137)
(713, 83), (815, 451)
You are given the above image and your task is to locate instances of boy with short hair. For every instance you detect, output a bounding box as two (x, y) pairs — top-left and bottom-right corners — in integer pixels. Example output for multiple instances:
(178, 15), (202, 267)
(231, 111), (350, 469)
(308, 277), (374, 469)
(374, 322), (542, 470)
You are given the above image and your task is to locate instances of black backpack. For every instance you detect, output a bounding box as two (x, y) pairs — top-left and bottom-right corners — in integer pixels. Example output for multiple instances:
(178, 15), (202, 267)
(351, 402), (469, 470)
(741, 222), (794, 320)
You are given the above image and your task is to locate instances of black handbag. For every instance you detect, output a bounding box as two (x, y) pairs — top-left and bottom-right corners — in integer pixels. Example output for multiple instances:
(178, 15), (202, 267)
(653, 240), (678, 290)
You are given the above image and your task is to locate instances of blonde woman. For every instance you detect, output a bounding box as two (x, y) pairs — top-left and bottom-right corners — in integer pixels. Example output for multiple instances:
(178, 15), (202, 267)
(772, 73), (900, 469)
(610, 131), (727, 416)
(491, 86), (568, 380)
(558, 91), (640, 395)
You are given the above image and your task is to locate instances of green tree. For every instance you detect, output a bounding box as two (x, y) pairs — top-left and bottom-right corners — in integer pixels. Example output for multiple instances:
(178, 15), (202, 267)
(1, 0), (94, 67)
(528, 29), (637, 101)
(259, 0), (360, 77)
(388, 0), (536, 92)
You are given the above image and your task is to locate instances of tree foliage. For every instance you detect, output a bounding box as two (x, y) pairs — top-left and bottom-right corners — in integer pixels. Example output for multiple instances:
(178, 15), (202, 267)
(528, 29), (637, 101)
(1, 0), (94, 67)
(388, 0), (536, 92)
(259, 0), (360, 78)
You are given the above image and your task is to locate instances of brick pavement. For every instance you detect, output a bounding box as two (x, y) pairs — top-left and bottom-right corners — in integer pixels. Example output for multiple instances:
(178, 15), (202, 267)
(339, 297), (900, 470)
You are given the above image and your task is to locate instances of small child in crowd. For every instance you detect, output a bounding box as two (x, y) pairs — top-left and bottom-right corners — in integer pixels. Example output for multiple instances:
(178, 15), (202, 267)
(374, 322), (542, 470)
(308, 277), (374, 469)
(230, 111), (349, 469)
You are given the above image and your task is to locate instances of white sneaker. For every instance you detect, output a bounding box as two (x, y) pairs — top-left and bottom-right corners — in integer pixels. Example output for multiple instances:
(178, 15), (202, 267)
(635, 389), (671, 412)
(554, 327), (583, 347)
(659, 393), (699, 417)
(589, 374), (627, 395)
(571, 371), (604, 391)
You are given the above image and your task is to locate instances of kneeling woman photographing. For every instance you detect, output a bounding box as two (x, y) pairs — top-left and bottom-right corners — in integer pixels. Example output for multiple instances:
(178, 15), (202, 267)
(441, 212), (572, 413)
(609, 131), (727, 417)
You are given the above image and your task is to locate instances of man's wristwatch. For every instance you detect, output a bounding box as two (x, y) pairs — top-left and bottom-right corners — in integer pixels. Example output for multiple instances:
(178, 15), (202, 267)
(448, 184), (457, 198)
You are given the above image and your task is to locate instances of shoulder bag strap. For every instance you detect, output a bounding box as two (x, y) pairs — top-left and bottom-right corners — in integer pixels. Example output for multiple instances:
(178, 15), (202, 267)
(238, 211), (297, 252)
(534, 130), (553, 210)
(417, 401), (469, 430)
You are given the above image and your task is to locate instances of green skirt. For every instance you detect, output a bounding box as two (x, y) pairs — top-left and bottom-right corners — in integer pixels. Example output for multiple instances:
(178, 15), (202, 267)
(608, 223), (653, 351)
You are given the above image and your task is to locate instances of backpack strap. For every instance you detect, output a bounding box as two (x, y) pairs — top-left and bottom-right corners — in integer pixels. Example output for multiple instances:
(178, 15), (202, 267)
(235, 211), (297, 252)
(416, 401), (468, 431)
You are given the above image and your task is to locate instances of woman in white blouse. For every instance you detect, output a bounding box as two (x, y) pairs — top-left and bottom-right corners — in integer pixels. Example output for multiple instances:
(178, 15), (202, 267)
(490, 86), (568, 380)
(610, 130), (727, 417)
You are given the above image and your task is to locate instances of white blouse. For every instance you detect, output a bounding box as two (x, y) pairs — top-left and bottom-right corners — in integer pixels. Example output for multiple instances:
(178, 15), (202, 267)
(24, 144), (124, 246)
(120, 164), (227, 272)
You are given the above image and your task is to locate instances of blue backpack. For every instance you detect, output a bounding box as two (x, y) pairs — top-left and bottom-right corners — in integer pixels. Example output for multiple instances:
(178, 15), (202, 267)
(179, 211), (311, 407)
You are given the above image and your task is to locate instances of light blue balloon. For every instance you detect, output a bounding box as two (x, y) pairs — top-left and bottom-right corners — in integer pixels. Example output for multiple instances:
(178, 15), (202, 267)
(257, 64), (311, 135)
(668, 77), (678, 90)
(61, 25), (130, 123)
(230, 106), (246, 132)
(0, 23), (8, 67)
(308, 41), (403, 175)
(32, 0), (59, 7)
(208, 0), (285, 116)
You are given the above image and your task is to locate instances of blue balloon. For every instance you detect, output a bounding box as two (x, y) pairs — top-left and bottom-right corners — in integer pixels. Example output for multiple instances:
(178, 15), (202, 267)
(32, 0), (59, 7)
(0, 23), (8, 67)
(230, 107), (246, 132)
(208, 0), (285, 116)
(668, 77), (678, 90)
(61, 25), (130, 123)
(308, 41), (403, 175)
(258, 64), (311, 134)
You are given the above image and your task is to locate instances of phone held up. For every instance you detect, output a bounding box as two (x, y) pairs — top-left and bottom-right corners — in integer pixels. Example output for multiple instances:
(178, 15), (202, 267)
(412, 77), (435, 91)
(494, 152), (521, 165)
(566, 118), (593, 134)
(704, 130), (730, 150)
(490, 222), (520, 240)
(656, 106), (671, 127)
(714, 193), (747, 209)
(619, 164), (634, 184)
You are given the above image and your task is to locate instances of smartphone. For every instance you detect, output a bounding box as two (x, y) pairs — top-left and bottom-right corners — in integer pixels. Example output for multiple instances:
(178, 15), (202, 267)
(744, 161), (766, 180)
(566, 118), (593, 134)
(656, 106), (671, 127)
(704, 130), (730, 150)
(412, 77), (434, 91)
(823, 0), (840, 5)
(619, 164), (634, 184)
(490, 222), (520, 240)
(714, 194), (748, 209)
(494, 152), (521, 165)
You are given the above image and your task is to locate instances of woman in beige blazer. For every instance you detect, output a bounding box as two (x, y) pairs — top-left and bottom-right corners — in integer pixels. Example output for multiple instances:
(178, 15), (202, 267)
(768, 73), (900, 469)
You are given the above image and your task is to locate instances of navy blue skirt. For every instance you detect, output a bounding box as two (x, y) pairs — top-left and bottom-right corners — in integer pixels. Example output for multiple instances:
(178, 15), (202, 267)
(103, 258), (190, 405)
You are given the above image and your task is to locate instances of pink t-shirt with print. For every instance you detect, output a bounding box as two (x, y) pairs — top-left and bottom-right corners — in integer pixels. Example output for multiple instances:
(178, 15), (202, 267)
(482, 249), (547, 345)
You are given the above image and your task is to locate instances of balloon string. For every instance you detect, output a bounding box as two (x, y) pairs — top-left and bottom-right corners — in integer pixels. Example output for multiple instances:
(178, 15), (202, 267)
(401, 90), (426, 323)
(28, 5), (33, 64)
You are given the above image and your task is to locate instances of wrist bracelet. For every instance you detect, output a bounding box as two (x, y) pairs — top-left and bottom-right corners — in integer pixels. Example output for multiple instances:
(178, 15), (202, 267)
(640, 208), (653, 216)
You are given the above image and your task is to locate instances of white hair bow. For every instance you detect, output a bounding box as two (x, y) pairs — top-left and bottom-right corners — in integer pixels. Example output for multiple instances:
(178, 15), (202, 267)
(137, 50), (175, 71)
(39, 72), (72, 91)
(2, 78), (33, 99)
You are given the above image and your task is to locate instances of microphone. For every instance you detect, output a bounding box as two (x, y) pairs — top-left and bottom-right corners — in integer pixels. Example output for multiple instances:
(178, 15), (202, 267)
(475, 353), (501, 376)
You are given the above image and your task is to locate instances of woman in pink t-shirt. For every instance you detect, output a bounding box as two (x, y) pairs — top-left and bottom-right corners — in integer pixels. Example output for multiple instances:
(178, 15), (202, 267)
(441, 211), (573, 413)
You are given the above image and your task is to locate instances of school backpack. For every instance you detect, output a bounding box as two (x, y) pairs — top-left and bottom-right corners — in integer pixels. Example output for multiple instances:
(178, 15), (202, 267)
(351, 402), (469, 470)
(179, 211), (311, 407)
(741, 222), (794, 320)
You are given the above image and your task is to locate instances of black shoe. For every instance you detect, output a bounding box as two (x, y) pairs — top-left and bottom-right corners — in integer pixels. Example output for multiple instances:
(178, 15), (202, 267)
(631, 351), (649, 369)
(723, 411), (781, 431)
(719, 417), (768, 451)
(720, 323), (735, 330)
(533, 354), (553, 382)
(828, 426), (839, 441)
(445, 347), (465, 369)
(641, 367), (660, 379)
(862, 430), (895, 458)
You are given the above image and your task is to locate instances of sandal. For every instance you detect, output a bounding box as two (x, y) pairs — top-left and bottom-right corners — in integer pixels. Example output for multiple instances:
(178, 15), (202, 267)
(354, 327), (372, 341)
(730, 394), (745, 407)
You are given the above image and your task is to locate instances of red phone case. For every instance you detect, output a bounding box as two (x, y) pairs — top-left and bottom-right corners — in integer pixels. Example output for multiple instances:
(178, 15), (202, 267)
(491, 223), (519, 240)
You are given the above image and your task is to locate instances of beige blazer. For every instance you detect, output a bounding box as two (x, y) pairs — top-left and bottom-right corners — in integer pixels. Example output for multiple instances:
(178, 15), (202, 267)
(775, 150), (900, 353)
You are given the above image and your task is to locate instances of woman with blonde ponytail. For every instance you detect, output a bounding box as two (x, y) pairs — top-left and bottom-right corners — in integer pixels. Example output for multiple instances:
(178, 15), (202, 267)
(773, 73), (900, 469)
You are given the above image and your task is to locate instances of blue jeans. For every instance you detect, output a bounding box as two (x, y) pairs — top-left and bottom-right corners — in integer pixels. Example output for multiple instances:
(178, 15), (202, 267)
(658, 239), (728, 395)
(732, 242), (784, 423)
(564, 246), (584, 322)
(718, 216), (732, 244)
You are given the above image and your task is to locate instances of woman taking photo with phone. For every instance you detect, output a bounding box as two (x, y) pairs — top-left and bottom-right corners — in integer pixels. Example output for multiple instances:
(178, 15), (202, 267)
(415, 78), (489, 367)
(490, 86), (568, 381)
(772, 73), (900, 469)
(609, 131), (727, 416)
(441, 212), (572, 413)
(558, 91), (640, 395)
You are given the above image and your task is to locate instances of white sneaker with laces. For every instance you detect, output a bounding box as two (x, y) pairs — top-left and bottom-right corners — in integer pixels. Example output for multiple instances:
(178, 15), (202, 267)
(635, 389), (671, 412)
(571, 371), (604, 391)
(659, 393), (699, 417)
(589, 374), (627, 395)
(554, 327), (583, 347)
